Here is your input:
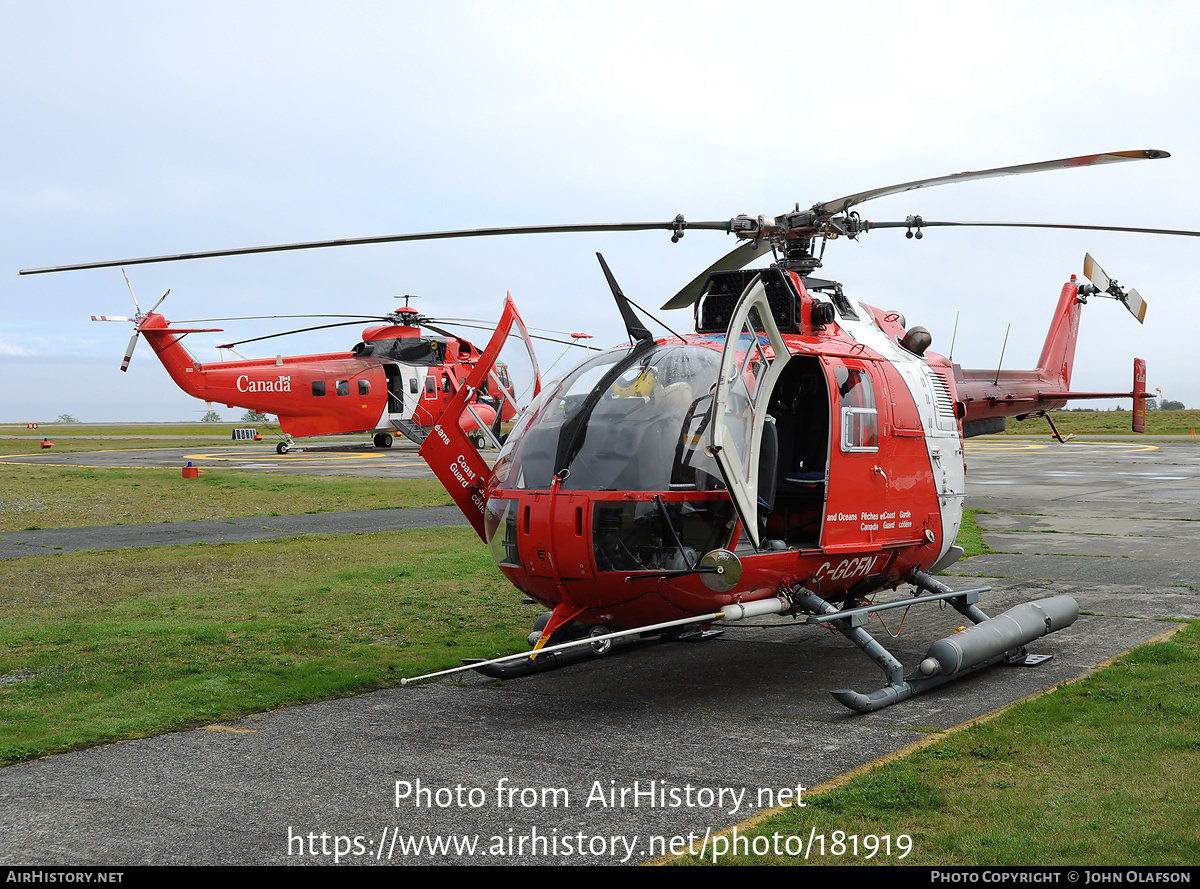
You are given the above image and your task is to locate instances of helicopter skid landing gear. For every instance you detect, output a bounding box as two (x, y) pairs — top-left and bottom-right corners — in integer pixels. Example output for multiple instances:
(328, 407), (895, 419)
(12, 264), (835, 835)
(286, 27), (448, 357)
(466, 613), (669, 679)
(793, 573), (1079, 713)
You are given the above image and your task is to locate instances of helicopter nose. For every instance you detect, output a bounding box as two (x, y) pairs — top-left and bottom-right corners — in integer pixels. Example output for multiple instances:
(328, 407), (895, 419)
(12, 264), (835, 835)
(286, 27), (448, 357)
(486, 494), (595, 584)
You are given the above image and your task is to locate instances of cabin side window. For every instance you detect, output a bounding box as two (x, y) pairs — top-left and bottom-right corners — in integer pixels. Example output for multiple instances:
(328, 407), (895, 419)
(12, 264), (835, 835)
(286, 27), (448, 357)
(312, 381), (326, 397)
(836, 366), (879, 453)
(336, 380), (349, 396)
(358, 379), (370, 396)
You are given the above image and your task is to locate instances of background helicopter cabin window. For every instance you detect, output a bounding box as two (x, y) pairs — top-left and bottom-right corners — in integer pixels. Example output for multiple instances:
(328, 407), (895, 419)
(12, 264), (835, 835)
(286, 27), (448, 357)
(336, 380), (350, 396)
(835, 364), (879, 453)
(312, 381), (326, 397)
(358, 379), (370, 396)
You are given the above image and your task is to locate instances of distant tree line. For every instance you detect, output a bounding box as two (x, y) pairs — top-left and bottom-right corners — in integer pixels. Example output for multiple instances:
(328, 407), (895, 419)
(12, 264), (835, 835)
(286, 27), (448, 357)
(1067, 398), (1188, 412)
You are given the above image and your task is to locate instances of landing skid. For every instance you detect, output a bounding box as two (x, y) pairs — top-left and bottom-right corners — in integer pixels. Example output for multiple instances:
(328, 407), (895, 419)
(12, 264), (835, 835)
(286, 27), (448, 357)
(465, 635), (642, 678)
(464, 613), (722, 679)
(407, 578), (1074, 711)
(794, 570), (1078, 713)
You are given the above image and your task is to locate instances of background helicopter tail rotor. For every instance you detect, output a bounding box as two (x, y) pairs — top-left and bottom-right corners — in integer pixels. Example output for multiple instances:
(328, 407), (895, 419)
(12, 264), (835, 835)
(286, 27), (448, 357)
(91, 268), (171, 371)
(1082, 252), (1147, 323)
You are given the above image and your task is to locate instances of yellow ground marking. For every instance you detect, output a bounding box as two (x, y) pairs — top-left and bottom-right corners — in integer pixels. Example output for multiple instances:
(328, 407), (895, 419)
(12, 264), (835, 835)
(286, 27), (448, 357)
(966, 439), (1159, 454)
(184, 450), (378, 462)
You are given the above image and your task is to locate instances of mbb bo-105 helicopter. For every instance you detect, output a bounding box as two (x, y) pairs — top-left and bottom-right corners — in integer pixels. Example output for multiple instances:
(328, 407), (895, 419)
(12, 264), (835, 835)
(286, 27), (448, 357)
(23, 149), (1197, 711)
(89, 281), (547, 453)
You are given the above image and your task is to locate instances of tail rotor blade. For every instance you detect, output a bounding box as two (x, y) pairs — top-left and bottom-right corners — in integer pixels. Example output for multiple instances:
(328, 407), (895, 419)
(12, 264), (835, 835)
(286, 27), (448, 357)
(1083, 252), (1111, 291)
(121, 268), (141, 313)
(147, 289), (171, 315)
(121, 332), (139, 372)
(1124, 288), (1147, 324)
(1083, 253), (1147, 324)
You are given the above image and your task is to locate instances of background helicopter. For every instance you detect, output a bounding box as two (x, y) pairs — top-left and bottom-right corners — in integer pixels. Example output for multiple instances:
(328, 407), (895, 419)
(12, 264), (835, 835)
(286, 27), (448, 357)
(91, 280), (583, 452)
(21, 149), (1199, 711)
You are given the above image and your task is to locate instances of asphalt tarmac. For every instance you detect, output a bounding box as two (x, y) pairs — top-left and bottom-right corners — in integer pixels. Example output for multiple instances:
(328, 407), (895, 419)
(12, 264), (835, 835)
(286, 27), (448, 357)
(1, 439), (1196, 865)
(0, 438), (438, 478)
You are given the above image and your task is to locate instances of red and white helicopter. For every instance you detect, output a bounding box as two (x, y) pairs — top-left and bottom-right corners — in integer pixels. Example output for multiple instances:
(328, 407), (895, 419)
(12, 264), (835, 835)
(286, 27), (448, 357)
(23, 149), (1196, 710)
(89, 283), (557, 453)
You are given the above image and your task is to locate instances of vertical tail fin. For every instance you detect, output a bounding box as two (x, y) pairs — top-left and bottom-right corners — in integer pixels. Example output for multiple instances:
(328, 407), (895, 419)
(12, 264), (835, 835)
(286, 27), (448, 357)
(1132, 358), (1147, 433)
(1034, 277), (1085, 390)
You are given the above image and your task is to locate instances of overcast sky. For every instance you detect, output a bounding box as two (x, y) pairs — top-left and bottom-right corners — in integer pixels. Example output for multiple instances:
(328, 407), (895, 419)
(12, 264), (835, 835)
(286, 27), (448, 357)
(3, 1), (1197, 423)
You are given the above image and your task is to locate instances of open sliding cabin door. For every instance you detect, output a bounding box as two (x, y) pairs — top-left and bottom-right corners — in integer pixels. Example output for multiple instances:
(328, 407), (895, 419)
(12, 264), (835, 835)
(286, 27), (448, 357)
(710, 276), (792, 549)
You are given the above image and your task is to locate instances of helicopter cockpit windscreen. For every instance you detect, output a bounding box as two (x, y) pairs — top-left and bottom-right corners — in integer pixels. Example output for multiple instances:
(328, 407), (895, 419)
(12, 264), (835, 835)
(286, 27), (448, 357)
(487, 342), (738, 574)
(490, 343), (726, 493)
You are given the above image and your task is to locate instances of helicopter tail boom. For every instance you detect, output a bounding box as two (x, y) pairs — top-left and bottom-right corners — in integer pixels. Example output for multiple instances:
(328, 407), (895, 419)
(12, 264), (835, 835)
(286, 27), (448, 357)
(954, 261), (1149, 432)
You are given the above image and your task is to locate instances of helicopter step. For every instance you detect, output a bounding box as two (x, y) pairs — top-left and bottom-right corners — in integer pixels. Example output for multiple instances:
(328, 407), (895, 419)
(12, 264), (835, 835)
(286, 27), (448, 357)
(794, 571), (1079, 713)
(391, 418), (428, 446)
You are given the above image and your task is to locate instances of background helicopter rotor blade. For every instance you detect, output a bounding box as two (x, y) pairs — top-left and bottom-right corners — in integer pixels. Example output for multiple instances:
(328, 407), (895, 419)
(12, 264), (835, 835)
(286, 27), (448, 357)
(146, 289), (170, 315)
(1083, 252), (1113, 291)
(660, 239), (774, 310)
(433, 317), (593, 339)
(120, 332), (139, 373)
(1083, 252), (1148, 324)
(215, 319), (375, 350)
(207, 310), (595, 353)
(121, 268), (142, 313)
(176, 313), (382, 323)
(813, 149), (1170, 218)
(1123, 288), (1147, 323)
(425, 317), (601, 350)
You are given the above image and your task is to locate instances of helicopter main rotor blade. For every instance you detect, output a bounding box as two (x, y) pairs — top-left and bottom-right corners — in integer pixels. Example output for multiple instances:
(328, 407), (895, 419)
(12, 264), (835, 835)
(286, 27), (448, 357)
(660, 239), (774, 310)
(425, 318), (602, 351)
(176, 313), (383, 323)
(813, 149), (1169, 218)
(868, 219), (1200, 238)
(19, 220), (730, 275)
(433, 317), (594, 339)
(215, 319), (374, 349)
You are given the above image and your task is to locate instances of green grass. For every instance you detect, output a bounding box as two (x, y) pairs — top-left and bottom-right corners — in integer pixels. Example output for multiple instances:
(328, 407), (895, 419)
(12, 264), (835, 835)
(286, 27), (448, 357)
(675, 622), (1200, 866)
(0, 528), (532, 764)
(0, 466), (450, 531)
(0, 421), (242, 456)
(955, 509), (991, 560)
(999, 409), (1200, 436)
(3, 448), (1195, 867)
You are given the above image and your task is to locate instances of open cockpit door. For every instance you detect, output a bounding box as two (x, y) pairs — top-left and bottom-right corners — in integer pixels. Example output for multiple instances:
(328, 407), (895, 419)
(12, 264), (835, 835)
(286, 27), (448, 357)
(710, 276), (792, 549)
(418, 293), (541, 540)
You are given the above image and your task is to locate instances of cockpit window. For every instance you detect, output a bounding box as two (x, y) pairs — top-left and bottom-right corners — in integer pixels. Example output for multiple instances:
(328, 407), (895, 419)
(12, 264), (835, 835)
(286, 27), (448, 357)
(490, 343), (726, 492)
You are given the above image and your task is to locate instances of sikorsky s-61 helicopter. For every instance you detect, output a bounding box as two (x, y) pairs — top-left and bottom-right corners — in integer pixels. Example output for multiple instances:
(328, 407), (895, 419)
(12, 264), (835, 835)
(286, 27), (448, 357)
(23, 149), (1197, 711)
(89, 279), (565, 453)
